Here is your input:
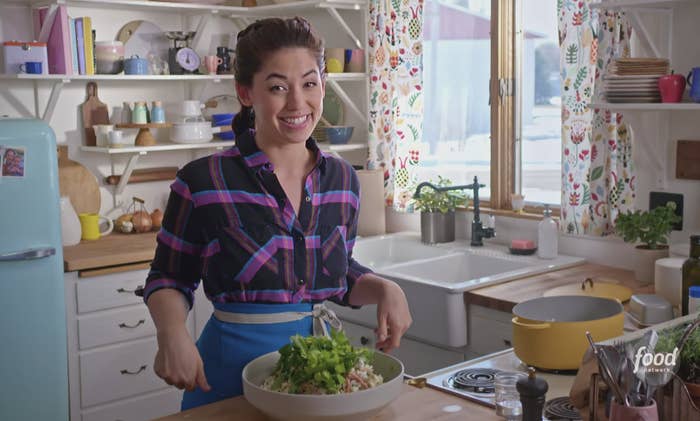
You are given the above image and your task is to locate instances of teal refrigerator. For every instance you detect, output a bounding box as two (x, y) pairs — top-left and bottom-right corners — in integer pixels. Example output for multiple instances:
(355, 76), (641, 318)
(0, 119), (68, 420)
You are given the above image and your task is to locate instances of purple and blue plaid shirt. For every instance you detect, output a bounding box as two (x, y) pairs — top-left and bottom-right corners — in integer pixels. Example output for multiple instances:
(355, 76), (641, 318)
(143, 130), (372, 308)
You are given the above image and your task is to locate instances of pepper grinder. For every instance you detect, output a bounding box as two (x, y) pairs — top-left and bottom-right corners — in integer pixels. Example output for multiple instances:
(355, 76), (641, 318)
(516, 367), (548, 421)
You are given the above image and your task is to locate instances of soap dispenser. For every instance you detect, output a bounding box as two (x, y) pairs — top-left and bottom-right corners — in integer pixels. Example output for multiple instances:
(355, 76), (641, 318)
(537, 204), (558, 259)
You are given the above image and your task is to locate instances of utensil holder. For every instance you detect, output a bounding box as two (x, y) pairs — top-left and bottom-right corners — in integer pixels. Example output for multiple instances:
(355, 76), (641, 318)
(588, 373), (700, 420)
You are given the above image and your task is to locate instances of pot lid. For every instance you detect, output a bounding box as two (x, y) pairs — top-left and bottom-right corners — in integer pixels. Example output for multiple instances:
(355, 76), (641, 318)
(543, 277), (632, 302)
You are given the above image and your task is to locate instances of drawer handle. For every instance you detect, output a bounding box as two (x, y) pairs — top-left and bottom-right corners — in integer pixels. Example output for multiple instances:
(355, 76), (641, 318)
(503, 339), (512, 347)
(360, 336), (370, 346)
(116, 286), (143, 294)
(120, 365), (147, 375)
(118, 319), (145, 329)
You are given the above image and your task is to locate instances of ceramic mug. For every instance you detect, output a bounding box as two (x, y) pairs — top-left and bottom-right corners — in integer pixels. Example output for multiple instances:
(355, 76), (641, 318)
(108, 130), (128, 147)
(204, 55), (223, 74)
(609, 399), (658, 421)
(19, 61), (42, 74)
(93, 124), (114, 147)
(687, 67), (700, 103)
(345, 49), (365, 73)
(325, 48), (345, 73)
(78, 213), (114, 240)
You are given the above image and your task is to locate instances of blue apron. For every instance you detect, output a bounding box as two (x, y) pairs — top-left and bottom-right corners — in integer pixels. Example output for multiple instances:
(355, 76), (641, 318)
(181, 302), (334, 410)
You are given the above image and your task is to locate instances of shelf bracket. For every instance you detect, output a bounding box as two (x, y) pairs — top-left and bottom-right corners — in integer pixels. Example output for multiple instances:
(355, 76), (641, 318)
(41, 79), (67, 122)
(192, 13), (213, 52)
(36, 4), (59, 44)
(326, 79), (367, 125)
(626, 11), (664, 58)
(325, 8), (362, 49)
(629, 112), (667, 189)
(114, 151), (146, 198)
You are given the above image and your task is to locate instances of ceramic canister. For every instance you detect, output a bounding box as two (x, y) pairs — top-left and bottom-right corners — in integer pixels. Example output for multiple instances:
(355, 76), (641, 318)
(655, 257), (684, 309)
(95, 41), (124, 74)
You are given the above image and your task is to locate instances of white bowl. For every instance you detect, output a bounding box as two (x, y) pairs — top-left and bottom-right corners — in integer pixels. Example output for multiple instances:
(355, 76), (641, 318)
(170, 121), (220, 144)
(242, 350), (404, 421)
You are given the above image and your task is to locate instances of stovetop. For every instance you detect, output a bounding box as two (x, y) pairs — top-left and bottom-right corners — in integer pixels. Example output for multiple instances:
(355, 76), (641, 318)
(422, 349), (582, 420)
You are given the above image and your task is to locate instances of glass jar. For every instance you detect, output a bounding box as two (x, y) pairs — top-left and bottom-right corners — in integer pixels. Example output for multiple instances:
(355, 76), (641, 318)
(94, 41), (124, 75)
(495, 372), (526, 420)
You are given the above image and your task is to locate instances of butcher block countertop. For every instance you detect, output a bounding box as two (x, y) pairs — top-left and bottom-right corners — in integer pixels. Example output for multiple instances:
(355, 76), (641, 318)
(465, 262), (653, 312)
(154, 383), (500, 421)
(63, 231), (157, 272)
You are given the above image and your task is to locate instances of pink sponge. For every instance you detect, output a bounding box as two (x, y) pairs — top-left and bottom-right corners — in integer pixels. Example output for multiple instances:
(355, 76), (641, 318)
(511, 239), (535, 250)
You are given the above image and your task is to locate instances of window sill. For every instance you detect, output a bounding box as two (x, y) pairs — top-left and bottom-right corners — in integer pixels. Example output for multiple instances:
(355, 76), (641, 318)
(455, 205), (561, 221)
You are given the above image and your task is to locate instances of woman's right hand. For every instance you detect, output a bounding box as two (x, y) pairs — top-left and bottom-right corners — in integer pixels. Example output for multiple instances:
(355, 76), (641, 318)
(154, 326), (211, 392)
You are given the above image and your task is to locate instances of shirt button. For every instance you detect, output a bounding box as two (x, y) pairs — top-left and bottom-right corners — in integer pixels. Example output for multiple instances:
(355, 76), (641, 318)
(298, 279), (306, 285)
(305, 195), (311, 202)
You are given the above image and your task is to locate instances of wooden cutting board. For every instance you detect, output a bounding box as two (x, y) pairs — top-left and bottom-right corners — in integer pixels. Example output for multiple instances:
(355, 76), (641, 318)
(81, 81), (110, 147)
(58, 145), (101, 214)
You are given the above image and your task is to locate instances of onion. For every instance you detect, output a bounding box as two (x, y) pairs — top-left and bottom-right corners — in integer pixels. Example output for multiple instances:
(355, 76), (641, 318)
(150, 209), (164, 230)
(132, 211), (153, 233)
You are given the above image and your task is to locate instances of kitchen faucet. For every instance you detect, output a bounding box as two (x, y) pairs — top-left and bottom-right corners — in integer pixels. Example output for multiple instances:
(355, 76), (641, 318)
(413, 176), (495, 246)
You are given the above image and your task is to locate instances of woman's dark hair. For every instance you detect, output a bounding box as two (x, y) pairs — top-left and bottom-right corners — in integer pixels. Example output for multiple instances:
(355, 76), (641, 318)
(232, 17), (325, 136)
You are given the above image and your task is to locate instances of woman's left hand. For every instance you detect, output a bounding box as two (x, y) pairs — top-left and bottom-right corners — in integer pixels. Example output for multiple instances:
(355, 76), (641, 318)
(374, 280), (412, 352)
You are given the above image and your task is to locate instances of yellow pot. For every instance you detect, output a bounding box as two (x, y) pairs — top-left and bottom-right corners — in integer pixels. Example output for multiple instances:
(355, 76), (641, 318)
(511, 295), (624, 370)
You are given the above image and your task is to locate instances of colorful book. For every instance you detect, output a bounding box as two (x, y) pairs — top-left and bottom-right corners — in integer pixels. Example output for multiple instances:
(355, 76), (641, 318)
(80, 17), (95, 75)
(33, 5), (73, 75)
(75, 18), (85, 75)
(68, 18), (79, 75)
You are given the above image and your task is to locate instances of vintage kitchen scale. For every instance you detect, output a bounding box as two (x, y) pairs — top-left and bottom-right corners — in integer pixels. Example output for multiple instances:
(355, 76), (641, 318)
(165, 31), (200, 75)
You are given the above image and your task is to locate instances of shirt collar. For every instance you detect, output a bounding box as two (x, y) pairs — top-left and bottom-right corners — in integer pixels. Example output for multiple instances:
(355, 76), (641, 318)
(237, 129), (327, 175)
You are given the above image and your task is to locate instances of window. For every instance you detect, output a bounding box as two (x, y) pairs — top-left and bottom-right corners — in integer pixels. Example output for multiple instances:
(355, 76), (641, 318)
(418, 0), (562, 209)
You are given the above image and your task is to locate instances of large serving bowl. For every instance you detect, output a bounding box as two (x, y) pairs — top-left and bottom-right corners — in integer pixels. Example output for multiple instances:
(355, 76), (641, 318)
(242, 350), (404, 421)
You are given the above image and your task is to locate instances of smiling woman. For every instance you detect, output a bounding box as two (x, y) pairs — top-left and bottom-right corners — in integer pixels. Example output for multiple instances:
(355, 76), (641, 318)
(141, 16), (412, 414)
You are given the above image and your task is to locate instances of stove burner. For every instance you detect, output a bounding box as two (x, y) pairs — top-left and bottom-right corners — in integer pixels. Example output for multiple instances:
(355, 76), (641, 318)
(544, 397), (582, 420)
(445, 368), (499, 394)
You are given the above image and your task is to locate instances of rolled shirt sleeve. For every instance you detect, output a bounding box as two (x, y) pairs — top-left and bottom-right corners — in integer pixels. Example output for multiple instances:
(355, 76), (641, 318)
(143, 174), (204, 309)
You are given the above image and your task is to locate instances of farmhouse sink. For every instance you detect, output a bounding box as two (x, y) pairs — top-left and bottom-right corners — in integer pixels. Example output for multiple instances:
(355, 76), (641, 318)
(352, 232), (449, 269)
(333, 232), (586, 348)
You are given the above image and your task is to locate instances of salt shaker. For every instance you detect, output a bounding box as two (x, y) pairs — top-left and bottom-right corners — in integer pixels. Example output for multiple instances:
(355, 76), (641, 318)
(516, 367), (548, 421)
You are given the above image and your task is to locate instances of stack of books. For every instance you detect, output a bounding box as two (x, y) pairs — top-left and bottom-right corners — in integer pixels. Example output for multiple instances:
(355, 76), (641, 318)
(603, 58), (669, 103)
(33, 5), (95, 75)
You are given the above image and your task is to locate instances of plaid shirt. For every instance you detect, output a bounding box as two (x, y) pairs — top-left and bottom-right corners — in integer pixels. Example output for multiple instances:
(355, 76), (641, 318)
(143, 130), (372, 308)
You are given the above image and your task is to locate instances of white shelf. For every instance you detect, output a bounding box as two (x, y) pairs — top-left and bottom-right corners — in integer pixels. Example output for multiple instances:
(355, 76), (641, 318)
(319, 143), (367, 152)
(590, 0), (693, 10)
(0, 74), (236, 82)
(1, 73), (364, 82)
(590, 102), (700, 110)
(9, 0), (366, 14)
(80, 140), (236, 155)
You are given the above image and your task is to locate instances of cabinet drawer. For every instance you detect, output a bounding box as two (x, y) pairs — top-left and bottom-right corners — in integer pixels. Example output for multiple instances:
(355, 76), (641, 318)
(78, 306), (156, 350)
(468, 316), (513, 356)
(76, 270), (148, 314)
(81, 389), (182, 421)
(80, 338), (165, 407)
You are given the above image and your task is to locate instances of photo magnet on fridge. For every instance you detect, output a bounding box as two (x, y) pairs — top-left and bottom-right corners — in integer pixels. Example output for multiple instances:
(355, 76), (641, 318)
(1, 146), (26, 177)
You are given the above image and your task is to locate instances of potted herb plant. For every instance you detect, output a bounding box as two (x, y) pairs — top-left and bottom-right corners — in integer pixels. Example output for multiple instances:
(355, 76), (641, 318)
(615, 202), (681, 285)
(655, 322), (700, 408)
(413, 176), (469, 244)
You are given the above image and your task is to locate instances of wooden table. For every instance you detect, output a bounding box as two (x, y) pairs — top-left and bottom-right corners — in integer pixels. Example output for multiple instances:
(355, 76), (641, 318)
(153, 383), (501, 421)
(465, 262), (654, 312)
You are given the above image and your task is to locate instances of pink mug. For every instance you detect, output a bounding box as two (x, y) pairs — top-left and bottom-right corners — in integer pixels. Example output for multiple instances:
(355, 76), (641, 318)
(205, 55), (223, 75)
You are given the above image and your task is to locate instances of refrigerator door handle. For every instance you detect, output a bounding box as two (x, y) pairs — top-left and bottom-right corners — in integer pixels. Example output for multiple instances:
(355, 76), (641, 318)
(0, 247), (56, 261)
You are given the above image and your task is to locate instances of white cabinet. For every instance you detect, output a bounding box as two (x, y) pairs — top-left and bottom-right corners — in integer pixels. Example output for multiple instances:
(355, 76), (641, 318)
(64, 269), (195, 421)
(467, 305), (513, 356)
(340, 320), (468, 376)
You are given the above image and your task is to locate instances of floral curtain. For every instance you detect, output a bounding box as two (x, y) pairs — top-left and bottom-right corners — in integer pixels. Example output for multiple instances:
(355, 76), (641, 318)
(559, 1), (635, 236)
(366, 0), (425, 211)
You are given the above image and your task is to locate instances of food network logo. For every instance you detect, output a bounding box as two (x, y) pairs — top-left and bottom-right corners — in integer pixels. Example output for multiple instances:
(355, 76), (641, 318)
(633, 346), (679, 374)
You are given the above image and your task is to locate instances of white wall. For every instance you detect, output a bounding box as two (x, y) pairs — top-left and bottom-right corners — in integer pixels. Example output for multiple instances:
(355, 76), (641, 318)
(0, 2), (368, 215)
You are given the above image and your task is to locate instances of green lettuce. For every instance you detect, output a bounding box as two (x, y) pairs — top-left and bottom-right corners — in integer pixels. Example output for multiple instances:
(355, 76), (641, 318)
(269, 330), (373, 394)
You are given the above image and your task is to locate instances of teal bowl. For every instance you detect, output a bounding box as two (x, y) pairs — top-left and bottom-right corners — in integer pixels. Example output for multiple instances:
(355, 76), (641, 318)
(324, 126), (354, 145)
